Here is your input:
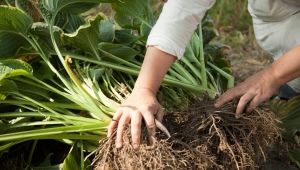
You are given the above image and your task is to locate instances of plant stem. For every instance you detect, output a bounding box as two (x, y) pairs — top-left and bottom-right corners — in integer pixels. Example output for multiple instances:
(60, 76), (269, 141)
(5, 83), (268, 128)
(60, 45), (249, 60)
(0, 100), (84, 109)
(4, 0), (10, 6)
(207, 62), (234, 88)
(69, 53), (215, 95)
(199, 23), (208, 88)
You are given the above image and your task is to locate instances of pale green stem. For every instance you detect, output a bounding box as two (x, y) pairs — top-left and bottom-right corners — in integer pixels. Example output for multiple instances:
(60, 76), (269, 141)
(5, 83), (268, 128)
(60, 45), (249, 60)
(199, 23), (208, 88)
(4, 0), (10, 6)
(1, 100), (85, 110)
(207, 62), (234, 88)
(0, 112), (100, 124)
(171, 62), (199, 85)
(0, 122), (108, 142)
(69, 54), (215, 95)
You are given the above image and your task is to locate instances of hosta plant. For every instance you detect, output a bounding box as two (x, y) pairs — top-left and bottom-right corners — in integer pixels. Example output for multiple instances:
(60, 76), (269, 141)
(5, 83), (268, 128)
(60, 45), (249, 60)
(0, 0), (233, 169)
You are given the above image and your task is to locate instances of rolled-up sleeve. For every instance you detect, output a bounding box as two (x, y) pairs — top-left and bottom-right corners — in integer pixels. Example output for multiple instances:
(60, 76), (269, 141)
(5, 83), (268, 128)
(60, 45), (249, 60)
(147, 0), (216, 59)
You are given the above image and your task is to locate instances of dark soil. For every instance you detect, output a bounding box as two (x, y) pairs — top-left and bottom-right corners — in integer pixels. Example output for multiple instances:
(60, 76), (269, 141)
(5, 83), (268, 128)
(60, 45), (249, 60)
(93, 100), (284, 170)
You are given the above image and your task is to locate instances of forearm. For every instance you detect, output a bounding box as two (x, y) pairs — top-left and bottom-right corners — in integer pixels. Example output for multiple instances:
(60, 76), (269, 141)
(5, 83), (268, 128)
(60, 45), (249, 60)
(271, 44), (300, 86)
(133, 46), (176, 94)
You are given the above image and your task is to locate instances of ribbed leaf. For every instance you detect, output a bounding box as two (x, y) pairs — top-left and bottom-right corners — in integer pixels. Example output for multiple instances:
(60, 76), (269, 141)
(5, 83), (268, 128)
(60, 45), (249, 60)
(268, 97), (300, 139)
(0, 79), (19, 95)
(31, 22), (63, 53)
(112, 0), (154, 30)
(0, 6), (34, 58)
(14, 81), (50, 100)
(62, 14), (107, 59)
(98, 42), (139, 62)
(0, 6), (33, 33)
(0, 59), (33, 80)
(42, 0), (120, 15)
(63, 14), (87, 33)
(32, 61), (55, 80)
(114, 30), (140, 45)
(99, 19), (115, 43)
(0, 33), (32, 59)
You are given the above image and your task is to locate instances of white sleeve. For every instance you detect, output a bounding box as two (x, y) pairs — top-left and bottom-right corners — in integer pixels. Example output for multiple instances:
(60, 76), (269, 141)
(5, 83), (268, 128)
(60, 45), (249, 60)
(147, 0), (216, 59)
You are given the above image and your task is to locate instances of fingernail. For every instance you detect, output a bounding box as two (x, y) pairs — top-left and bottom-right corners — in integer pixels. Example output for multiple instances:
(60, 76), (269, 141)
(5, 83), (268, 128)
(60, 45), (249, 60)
(133, 143), (139, 149)
(235, 114), (240, 119)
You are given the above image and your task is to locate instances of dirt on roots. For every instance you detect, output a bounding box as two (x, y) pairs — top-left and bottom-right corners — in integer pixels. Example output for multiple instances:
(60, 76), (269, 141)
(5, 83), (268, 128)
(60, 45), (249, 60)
(92, 100), (282, 170)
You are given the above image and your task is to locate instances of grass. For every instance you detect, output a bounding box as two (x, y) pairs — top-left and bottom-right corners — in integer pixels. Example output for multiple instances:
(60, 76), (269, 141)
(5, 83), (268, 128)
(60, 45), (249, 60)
(207, 0), (254, 51)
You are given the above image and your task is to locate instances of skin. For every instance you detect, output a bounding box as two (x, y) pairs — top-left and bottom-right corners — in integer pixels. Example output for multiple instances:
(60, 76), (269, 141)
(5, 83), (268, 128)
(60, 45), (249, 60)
(215, 44), (300, 116)
(107, 44), (300, 149)
(107, 46), (176, 149)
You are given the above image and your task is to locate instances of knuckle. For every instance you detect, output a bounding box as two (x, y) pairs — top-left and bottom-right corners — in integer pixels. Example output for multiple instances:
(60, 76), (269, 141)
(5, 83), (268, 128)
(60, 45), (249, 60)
(146, 123), (156, 130)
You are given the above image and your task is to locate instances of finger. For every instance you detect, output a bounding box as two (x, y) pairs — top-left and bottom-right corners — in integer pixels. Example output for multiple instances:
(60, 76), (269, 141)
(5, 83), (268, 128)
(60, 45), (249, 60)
(246, 94), (264, 113)
(215, 87), (243, 107)
(236, 93), (255, 118)
(107, 109), (122, 138)
(130, 111), (142, 149)
(155, 106), (164, 123)
(115, 113), (130, 149)
(142, 111), (156, 145)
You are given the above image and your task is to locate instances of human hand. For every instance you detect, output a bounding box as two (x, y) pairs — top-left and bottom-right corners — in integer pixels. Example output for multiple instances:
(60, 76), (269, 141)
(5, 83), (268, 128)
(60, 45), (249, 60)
(214, 66), (281, 117)
(107, 88), (164, 149)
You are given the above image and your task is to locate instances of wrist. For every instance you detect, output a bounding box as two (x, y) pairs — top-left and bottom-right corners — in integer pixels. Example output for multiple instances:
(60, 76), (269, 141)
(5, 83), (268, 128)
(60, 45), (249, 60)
(267, 65), (284, 88)
(132, 86), (157, 95)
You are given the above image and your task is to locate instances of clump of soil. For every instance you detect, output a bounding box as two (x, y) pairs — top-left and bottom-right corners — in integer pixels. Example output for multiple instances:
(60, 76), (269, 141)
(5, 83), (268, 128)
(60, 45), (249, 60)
(92, 100), (282, 170)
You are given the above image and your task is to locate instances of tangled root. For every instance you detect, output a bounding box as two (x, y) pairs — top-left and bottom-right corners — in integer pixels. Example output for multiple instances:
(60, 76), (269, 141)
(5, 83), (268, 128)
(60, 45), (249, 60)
(92, 100), (282, 170)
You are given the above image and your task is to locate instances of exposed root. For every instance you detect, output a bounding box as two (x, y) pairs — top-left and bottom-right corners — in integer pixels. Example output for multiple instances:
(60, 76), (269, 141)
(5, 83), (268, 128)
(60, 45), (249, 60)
(92, 100), (282, 170)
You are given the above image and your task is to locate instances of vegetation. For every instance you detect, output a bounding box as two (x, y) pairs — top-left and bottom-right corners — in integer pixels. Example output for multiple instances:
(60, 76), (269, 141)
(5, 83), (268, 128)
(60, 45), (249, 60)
(0, 0), (299, 169)
(0, 0), (232, 169)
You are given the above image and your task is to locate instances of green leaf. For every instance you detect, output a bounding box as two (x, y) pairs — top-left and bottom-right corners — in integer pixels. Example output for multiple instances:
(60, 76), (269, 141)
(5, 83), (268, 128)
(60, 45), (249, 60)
(62, 14), (107, 59)
(0, 59), (33, 80)
(98, 42), (139, 62)
(268, 97), (300, 139)
(99, 19), (115, 43)
(202, 27), (217, 45)
(0, 93), (6, 100)
(62, 141), (81, 170)
(14, 81), (51, 100)
(0, 6), (33, 33)
(0, 33), (32, 59)
(140, 22), (152, 40)
(190, 32), (201, 58)
(0, 117), (33, 134)
(33, 61), (55, 80)
(42, 0), (120, 15)
(0, 79), (19, 95)
(114, 30), (140, 45)
(0, 6), (34, 58)
(288, 151), (300, 168)
(62, 14), (87, 33)
(31, 22), (63, 54)
(112, 0), (154, 30)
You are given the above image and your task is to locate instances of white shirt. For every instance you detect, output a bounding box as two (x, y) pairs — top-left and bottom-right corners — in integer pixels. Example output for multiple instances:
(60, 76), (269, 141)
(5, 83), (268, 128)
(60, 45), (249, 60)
(146, 0), (216, 59)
